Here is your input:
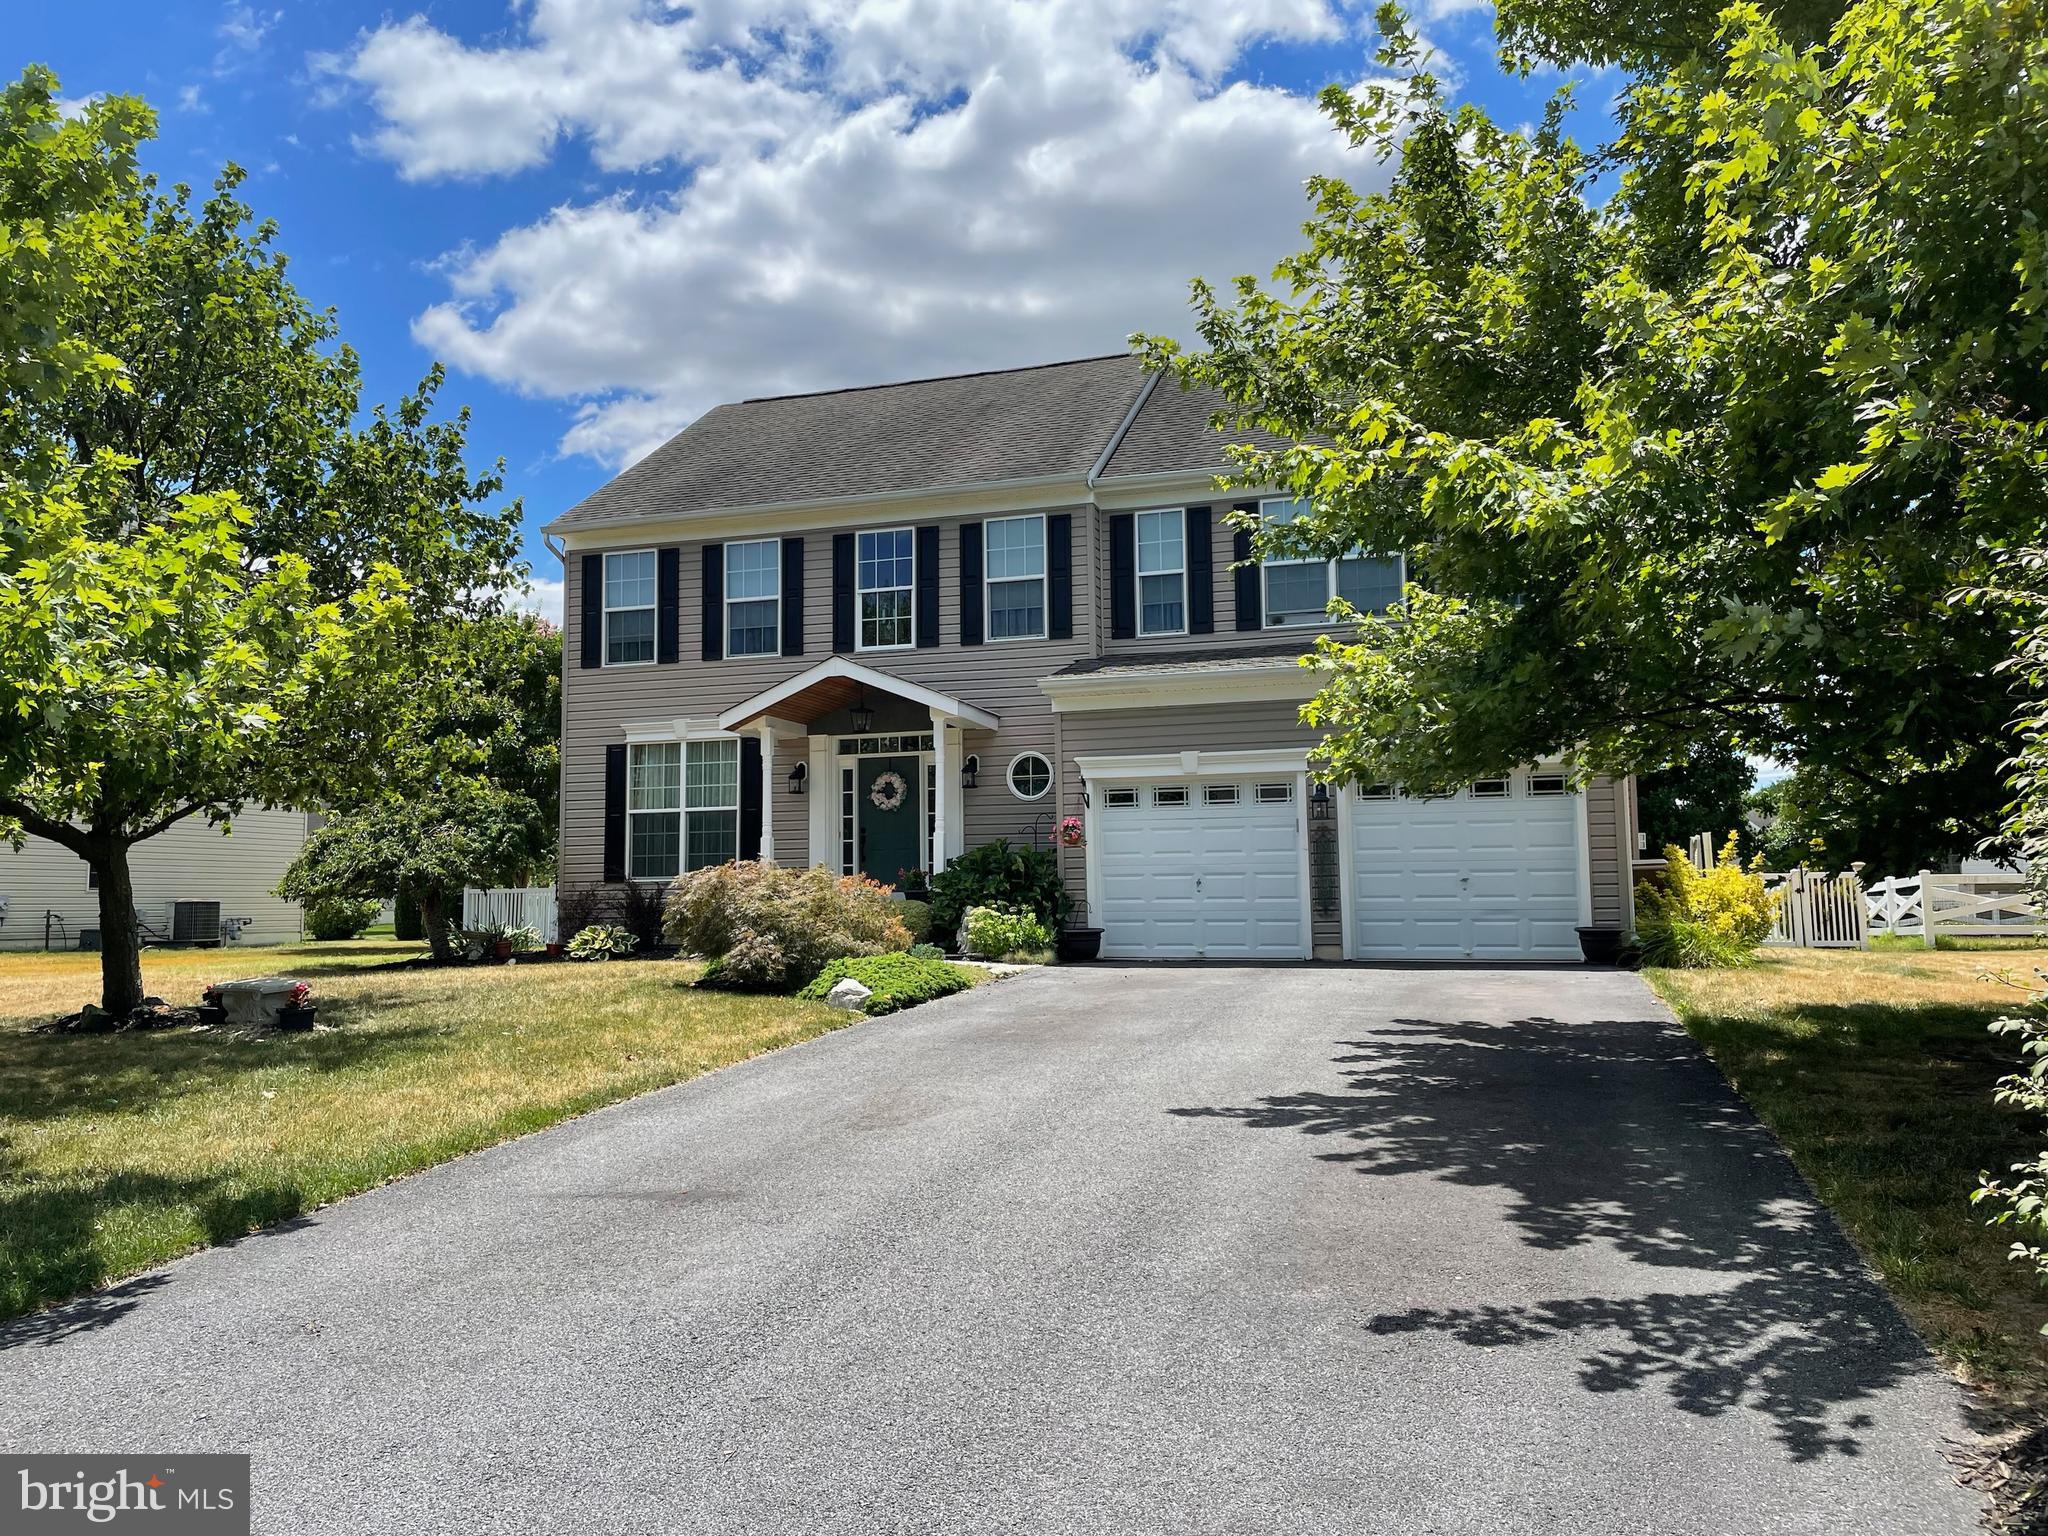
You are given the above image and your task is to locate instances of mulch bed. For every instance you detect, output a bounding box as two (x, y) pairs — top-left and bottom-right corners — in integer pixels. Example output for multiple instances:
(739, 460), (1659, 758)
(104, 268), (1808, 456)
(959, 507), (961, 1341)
(1952, 1414), (2048, 1534)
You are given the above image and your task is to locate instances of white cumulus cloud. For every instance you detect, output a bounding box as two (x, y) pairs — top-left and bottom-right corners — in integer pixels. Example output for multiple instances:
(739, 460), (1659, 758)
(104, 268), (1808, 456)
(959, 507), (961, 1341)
(331, 0), (1391, 467)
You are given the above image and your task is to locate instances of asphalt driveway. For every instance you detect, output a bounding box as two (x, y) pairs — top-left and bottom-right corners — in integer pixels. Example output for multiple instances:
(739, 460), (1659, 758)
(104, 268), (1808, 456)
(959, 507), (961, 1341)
(1, 966), (1979, 1534)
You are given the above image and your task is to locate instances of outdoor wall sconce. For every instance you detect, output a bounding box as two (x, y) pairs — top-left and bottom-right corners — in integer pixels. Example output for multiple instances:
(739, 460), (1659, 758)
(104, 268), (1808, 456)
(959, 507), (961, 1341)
(788, 762), (807, 795)
(962, 754), (979, 790)
(1311, 781), (1330, 803)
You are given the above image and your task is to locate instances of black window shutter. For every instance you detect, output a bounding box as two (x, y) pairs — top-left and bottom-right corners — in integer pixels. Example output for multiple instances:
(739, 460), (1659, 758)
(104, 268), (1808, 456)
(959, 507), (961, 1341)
(602, 744), (627, 882)
(580, 553), (602, 667)
(781, 537), (804, 656)
(1232, 519), (1262, 632)
(657, 548), (680, 664)
(915, 525), (940, 648)
(700, 546), (724, 660)
(1108, 514), (1136, 641)
(1187, 506), (1214, 634)
(832, 533), (855, 653)
(959, 522), (984, 645)
(739, 736), (763, 861)
(1047, 513), (1073, 641)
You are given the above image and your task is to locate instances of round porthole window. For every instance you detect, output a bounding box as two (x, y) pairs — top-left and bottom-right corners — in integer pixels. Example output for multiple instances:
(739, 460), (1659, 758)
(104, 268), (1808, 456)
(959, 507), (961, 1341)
(1007, 752), (1053, 801)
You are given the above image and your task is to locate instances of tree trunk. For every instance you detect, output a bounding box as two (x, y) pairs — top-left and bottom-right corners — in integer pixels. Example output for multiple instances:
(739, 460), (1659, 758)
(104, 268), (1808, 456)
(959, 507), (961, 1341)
(419, 886), (454, 963)
(92, 843), (146, 1016)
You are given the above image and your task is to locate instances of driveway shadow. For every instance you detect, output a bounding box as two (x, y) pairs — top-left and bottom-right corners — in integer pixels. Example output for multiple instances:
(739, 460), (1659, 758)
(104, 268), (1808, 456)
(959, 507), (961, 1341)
(1171, 1014), (1939, 1462)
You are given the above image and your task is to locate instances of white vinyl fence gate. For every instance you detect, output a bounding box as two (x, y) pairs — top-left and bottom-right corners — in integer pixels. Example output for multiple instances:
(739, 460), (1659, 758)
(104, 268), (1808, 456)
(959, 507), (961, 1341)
(461, 885), (558, 944)
(1761, 868), (1870, 949)
(1863, 871), (2040, 945)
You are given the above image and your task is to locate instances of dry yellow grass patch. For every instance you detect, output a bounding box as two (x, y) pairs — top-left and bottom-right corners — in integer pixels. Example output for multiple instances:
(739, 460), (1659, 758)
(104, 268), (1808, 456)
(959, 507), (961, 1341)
(1649, 943), (2048, 1392)
(0, 942), (851, 1320)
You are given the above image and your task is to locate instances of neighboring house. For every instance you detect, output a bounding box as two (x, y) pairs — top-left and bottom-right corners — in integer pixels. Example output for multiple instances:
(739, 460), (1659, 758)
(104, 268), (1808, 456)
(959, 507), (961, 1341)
(0, 808), (312, 951)
(546, 353), (1637, 961)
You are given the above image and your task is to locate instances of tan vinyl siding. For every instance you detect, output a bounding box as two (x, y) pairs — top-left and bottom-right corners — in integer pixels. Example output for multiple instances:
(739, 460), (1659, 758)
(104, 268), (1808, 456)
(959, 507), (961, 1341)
(0, 808), (309, 951)
(560, 509), (1096, 889)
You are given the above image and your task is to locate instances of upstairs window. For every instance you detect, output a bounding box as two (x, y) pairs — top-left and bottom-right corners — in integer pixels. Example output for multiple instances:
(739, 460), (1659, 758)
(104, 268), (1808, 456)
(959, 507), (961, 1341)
(604, 550), (658, 665)
(1136, 509), (1186, 636)
(1259, 499), (1403, 627)
(725, 540), (780, 656)
(858, 528), (915, 649)
(985, 515), (1046, 640)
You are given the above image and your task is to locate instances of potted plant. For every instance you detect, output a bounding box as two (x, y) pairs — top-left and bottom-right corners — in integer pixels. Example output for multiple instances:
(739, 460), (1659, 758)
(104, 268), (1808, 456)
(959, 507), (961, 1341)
(1576, 926), (1625, 964)
(1058, 923), (1103, 962)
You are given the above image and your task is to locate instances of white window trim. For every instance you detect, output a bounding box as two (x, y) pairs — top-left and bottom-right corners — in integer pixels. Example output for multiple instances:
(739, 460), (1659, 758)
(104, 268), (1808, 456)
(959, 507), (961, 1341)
(602, 548), (659, 668)
(623, 731), (743, 883)
(1135, 507), (1188, 638)
(1257, 498), (1406, 629)
(855, 526), (917, 652)
(723, 538), (781, 659)
(1006, 751), (1054, 802)
(983, 513), (1048, 644)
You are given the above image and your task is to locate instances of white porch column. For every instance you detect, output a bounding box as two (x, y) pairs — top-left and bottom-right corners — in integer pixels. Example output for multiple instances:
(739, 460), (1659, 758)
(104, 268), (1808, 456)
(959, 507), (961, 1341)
(931, 707), (961, 873)
(755, 722), (777, 864)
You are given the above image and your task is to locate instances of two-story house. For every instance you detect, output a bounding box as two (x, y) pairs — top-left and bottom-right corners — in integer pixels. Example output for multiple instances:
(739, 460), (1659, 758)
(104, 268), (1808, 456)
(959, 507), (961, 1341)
(544, 353), (1637, 961)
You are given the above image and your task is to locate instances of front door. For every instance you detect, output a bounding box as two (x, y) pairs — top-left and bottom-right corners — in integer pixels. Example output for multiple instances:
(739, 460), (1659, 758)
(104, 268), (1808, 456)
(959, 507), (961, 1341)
(857, 755), (924, 886)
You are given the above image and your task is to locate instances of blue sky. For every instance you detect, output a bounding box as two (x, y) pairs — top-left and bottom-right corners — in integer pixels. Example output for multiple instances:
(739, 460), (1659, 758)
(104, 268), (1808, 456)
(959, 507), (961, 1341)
(13, 1), (1609, 616)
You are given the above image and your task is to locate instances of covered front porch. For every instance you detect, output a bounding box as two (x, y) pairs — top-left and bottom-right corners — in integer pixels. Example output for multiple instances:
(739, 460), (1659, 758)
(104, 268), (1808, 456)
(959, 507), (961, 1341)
(719, 657), (999, 884)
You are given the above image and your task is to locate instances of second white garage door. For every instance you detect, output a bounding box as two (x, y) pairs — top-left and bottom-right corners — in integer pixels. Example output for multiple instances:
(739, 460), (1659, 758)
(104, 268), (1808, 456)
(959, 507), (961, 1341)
(1094, 780), (1308, 959)
(1347, 775), (1584, 960)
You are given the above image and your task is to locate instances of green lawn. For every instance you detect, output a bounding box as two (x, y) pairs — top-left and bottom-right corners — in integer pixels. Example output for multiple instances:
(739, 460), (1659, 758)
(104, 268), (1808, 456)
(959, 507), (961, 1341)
(1648, 945), (2048, 1394)
(0, 941), (853, 1321)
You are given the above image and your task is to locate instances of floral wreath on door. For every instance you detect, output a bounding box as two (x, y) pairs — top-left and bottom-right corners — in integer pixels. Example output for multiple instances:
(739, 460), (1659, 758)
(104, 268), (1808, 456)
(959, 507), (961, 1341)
(868, 770), (909, 812)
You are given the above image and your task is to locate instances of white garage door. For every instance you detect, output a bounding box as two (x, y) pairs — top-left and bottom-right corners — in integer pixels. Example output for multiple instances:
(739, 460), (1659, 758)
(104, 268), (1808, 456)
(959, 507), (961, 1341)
(1094, 779), (1307, 959)
(1348, 775), (1583, 960)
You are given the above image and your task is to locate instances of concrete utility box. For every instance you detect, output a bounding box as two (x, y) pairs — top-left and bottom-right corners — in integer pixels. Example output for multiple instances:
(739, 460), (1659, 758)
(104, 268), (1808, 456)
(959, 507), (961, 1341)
(206, 976), (310, 1028)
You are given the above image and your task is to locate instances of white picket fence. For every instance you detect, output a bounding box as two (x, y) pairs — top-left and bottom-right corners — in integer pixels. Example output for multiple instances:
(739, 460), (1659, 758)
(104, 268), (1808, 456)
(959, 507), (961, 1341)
(1761, 868), (1871, 949)
(461, 884), (559, 944)
(1864, 871), (2040, 945)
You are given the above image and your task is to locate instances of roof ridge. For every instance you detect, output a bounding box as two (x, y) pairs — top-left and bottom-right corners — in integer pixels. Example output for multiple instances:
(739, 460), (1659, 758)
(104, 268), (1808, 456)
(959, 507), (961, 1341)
(738, 353), (1134, 405)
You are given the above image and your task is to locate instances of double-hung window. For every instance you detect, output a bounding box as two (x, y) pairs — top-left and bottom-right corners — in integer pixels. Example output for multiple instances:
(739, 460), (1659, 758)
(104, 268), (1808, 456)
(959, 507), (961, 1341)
(604, 550), (658, 665)
(1260, 499), (1403, 627)
(1136, 509), (1185, 636)
(725, 540), (780, 656)
(857, 528), (915, 649)
(985, 515), (1046, 640)
(626, 738), (741, 881)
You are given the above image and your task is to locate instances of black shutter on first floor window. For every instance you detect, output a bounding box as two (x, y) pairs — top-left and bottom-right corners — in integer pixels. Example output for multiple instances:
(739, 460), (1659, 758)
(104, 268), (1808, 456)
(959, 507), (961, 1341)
(781, 537), (805, 655)
(916, 525), (940, 647)
(1187, 506), (1214, 634)
(739, 736), (763, 861)
(657, 548), (680, 664)
(580, 553), (602, 667)
(700, 545), (724, 661)
(959, 522), (984, 645)
(1108, 513), (1136, 641)
(602, 744), (627, 882)
(1048, 513), (1073, 641)
(832, 533), (855, 654)
(1232, 513), (1262, 632)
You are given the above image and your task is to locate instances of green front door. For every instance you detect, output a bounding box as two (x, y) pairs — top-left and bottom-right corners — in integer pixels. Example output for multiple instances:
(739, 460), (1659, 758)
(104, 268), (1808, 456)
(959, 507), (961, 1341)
(857, 755), (924, 886)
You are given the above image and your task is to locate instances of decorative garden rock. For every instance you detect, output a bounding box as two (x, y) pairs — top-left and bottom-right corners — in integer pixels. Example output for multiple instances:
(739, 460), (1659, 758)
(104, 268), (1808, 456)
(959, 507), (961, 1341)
(824, 978), (874, 1011)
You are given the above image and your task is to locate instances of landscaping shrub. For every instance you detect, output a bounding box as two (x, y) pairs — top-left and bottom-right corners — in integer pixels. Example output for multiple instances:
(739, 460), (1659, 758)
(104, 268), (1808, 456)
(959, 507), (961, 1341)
(558, 881), (667, 953)
(304, 896), (380, 941)
(927, 839), (1069, 946)
(797, 953), (973, 1015)
(962, 904), (1053, 959)
(896, 899), (933, 944)
(1633, 837), (1778, 968)
(665, 861), (909, 992)
(566, 922), (639, 961)
(908, 942), (946, 961)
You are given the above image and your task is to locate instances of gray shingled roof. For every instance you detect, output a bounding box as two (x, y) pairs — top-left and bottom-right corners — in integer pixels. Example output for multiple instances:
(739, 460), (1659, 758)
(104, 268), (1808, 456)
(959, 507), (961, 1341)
(549, 353), (1150, 531)
(1049, 641), (1315, 677)
(1097, 377), (1294, 480)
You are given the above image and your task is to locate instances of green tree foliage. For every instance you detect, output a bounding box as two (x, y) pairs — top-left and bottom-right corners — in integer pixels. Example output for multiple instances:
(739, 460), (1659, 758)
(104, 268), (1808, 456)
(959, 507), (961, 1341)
(1139, 0), (2047, 859)
(1636, 743), (1756, 860)
(0, 68), (524, 1011)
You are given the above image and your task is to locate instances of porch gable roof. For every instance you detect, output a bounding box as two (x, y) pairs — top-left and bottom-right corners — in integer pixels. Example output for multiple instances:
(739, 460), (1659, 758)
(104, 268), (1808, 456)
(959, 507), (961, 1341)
(717, 656), (1000, 733)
